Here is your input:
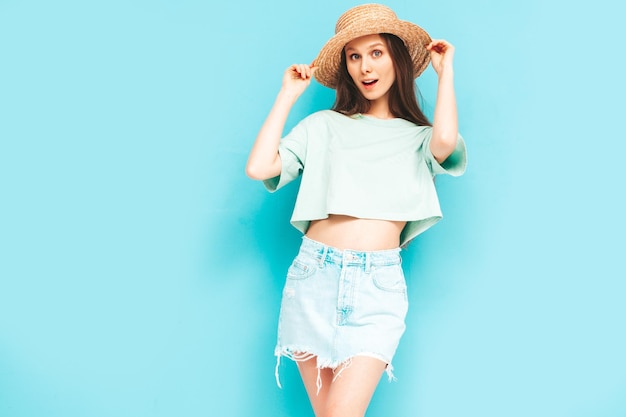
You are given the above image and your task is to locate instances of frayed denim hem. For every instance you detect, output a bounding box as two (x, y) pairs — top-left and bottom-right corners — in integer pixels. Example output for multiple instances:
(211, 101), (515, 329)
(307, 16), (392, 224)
(274, 347), (396, 395)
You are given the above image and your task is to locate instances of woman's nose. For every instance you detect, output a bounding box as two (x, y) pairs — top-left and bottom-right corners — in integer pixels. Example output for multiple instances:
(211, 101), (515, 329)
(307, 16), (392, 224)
(360, 58), (372, 73)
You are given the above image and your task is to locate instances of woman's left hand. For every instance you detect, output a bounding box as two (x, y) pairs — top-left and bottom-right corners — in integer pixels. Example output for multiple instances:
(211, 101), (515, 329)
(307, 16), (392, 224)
(427, 39), (455, 76)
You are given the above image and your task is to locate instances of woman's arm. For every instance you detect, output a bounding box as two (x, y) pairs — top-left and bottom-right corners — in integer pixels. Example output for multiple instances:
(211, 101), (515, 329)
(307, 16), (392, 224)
(427, 39), (459, 163)
(245, 64), (315, 180)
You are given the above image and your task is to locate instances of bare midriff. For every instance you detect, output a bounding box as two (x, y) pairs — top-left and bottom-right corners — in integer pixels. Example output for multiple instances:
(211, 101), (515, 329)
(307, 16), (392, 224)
(305, 214), (406, 251)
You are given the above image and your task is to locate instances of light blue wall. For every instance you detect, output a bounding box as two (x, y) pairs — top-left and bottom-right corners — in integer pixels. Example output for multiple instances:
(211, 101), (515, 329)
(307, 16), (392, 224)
(1, 1), (624, 416)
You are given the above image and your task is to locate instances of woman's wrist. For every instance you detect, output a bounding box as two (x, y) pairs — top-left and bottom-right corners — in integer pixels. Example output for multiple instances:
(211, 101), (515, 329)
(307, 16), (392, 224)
(436, 64), (454, 80)
(277, 88), (301, 105)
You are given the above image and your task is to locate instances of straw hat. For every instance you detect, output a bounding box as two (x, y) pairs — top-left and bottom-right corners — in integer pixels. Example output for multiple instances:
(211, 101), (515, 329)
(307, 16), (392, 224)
(312, 4), (432, 89)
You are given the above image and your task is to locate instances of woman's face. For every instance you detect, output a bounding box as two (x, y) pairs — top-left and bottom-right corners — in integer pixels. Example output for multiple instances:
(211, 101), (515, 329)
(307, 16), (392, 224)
(344, 34), (396, 105)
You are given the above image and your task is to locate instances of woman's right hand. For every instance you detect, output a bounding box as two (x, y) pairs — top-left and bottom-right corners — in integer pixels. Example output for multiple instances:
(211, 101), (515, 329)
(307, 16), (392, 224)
(282, 64), (315, 97)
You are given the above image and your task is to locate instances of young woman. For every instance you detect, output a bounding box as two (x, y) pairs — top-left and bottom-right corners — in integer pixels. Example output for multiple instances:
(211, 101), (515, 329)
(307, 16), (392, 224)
(246, 4), (467, 417)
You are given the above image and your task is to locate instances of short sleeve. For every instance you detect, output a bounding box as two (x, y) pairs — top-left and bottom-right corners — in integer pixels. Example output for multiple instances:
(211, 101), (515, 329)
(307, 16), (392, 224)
(262, 118), (310, 192)
(423, 130), (468, 177)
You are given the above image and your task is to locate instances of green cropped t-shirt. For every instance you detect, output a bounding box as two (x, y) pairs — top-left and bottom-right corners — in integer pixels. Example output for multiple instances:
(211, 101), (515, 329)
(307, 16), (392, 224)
(263, 110), (467, 246)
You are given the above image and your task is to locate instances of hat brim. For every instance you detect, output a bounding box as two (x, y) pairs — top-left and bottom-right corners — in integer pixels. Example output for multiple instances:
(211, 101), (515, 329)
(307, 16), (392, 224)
(313, 18), (432, 89)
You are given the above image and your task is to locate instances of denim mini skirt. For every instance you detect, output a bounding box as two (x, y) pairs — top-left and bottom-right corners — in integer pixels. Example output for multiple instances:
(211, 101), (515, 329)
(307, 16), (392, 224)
(275, 236), (409, 387)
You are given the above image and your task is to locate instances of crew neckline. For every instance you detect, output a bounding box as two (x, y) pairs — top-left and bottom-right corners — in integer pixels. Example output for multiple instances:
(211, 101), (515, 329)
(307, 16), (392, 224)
(346, 112), (415, 127)
(353, 113), (396, 120)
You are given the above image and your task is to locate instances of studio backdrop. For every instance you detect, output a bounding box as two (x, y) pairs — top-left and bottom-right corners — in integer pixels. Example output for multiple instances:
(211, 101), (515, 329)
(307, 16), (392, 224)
(1, 1), (625, 416)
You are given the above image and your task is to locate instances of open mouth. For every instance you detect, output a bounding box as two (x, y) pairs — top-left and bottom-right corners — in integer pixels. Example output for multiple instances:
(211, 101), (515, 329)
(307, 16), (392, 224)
(361, 79), (378, 89)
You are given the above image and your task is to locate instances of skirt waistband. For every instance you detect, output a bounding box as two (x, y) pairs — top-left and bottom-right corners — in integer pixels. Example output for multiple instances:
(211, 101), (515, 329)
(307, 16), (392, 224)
(300, 236), (401, 268)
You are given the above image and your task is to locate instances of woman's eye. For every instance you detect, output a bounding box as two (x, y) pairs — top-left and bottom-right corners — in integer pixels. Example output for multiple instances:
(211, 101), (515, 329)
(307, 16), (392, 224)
(372, 50), (382, 57)
(349, 53), (360, 60)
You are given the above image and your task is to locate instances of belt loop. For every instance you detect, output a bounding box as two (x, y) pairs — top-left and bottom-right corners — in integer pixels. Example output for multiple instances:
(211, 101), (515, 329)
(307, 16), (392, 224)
(365, 252), (371, 273)
(319, 245), (328, 268)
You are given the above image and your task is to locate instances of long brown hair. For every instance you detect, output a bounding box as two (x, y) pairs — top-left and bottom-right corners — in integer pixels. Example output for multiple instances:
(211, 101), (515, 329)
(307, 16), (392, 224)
(331, 33), (432, 127)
